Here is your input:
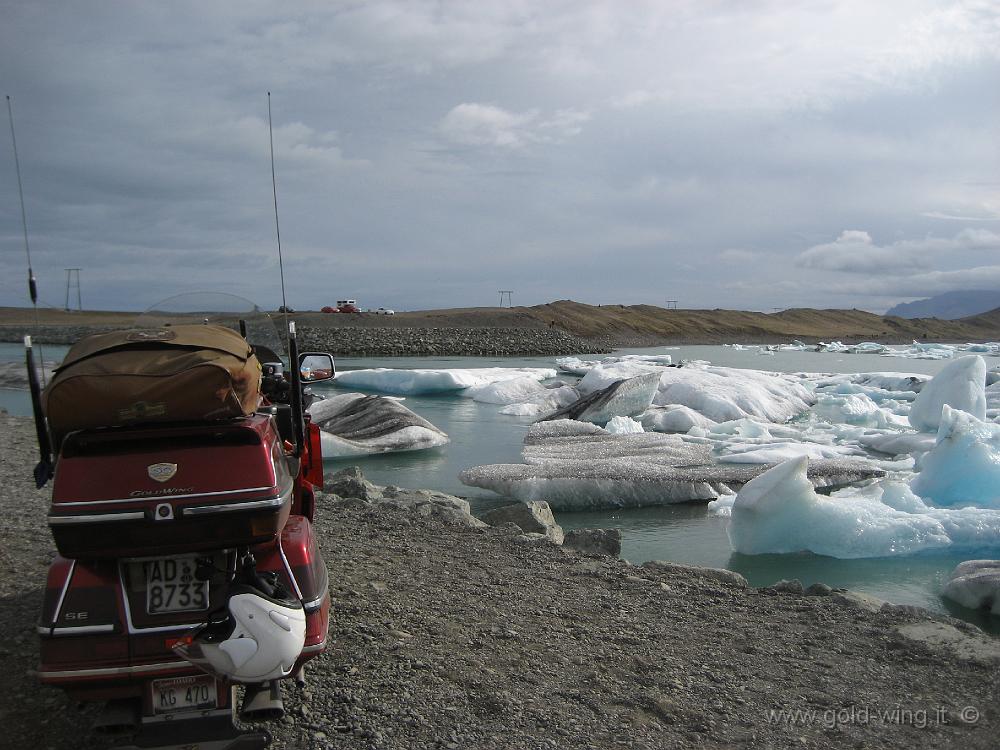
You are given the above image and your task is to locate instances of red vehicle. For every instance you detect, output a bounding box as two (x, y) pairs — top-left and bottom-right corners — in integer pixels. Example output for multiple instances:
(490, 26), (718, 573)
(335, 299), (360, 314)
(25, 294), (335, 749)
(320, 305), (337, 313)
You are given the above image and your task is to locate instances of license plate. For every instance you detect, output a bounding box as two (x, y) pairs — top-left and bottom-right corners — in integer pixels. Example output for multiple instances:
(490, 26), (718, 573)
(144, 556), (210, 615)
(151, 675), (218, 715)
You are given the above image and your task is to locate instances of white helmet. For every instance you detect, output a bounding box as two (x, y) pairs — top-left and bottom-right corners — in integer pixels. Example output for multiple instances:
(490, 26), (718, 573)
(174, 578), (306, 683)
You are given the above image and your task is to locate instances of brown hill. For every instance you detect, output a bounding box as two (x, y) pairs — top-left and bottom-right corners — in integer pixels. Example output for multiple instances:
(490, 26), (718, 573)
(522, 300), (1000, 345)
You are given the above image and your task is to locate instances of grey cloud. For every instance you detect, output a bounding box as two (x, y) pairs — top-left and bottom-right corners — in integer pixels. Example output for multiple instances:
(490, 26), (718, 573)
(2, 2), (999, 313)
(796, 229), (1000, 274)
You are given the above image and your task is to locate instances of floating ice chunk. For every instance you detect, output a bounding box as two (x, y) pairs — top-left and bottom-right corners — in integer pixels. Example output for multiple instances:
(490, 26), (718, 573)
(467, 376), (548, 405)
(555, 356), (598, 376)
(542, 371), (661, 424)
(853, 342), (888, 354)
(813, 371), (927, 395)
(309, 393), (449, 457)
(334, 366), (557, 395)
(819, 341), (850, 353)
(524, 419), (606, 441)
(558, 354), (674, 381)
(857, 432), (936, 456)
(908, 356), (987, 432)
(652, 366), (814, 423)
(725, 457), (1000, 558)
(461, 431), (884, 511)
(942, 560), (1000, 615)
(0, 360), (58, 389)
(706, 494), (737, 516)
(498, 385), (580, 417)
(880, 342), (957, 361)
(812, 393), (906, 428)
(640, 405), (717, 433)
(727, 458), (952, 557)
(774, 341), (811, 352)
(717, 441), (857, 464)
(709, 418), (773, 439)
(605, 416), (644, 434)
(910, 406), (1000, 508)
(577, 361), (670, 394)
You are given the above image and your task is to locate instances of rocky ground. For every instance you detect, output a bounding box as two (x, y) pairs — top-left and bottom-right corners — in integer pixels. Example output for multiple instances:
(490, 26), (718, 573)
(1, 414), (998, 749)
(0, 325), (605, 357)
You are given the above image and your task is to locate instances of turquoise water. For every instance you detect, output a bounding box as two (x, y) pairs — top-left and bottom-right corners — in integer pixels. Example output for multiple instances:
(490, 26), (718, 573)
(4, 341), (1000, 627)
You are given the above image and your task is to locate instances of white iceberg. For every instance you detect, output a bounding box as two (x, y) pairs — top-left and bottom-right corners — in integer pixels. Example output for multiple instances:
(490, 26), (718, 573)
(640, 405), (717, 433)
(498, 385), (580, 417)
(652, 366), (814, 423)
(308, 393), (450, 457)
(334, 366), (557, 396)
(812, 393), (907, 429)
(908, 356), (987, 432)
(722, 456), (1000, 558)
(857, 431), (937, 456)
(716, 441), (858, 464)
(909, 406), (1000, 509)
(466, 376), (549, 405)
(605, 416), (644, 434)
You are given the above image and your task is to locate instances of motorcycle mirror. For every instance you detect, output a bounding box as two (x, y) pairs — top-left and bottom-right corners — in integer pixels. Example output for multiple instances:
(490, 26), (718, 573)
(298, 353), (336, 382)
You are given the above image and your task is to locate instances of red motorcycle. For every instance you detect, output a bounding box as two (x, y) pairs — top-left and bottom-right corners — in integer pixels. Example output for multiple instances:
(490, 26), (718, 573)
(26, 294), (334, 749)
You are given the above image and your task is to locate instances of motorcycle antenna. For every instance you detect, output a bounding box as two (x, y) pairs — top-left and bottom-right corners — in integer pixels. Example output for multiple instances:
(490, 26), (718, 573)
(6, 95), (47, 386)
(267, 93), (305, 454)
(267, 92), (290, 350)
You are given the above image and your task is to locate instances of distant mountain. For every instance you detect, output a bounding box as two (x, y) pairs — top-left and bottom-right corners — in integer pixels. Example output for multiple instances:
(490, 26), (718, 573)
(886, 290), (1000, 320)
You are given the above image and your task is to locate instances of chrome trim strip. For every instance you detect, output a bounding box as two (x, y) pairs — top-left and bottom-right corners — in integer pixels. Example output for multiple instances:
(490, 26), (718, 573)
(52, 559), (76, 626)
(182, 495), (285, 517)
(37, 624), (116, 636)
(39, 660), (190, 680)
(277, 537), (304, 600)
(303, 590), (328, 613)
(49, 511), (146, 525)
(55, 485), (276, 507)
(301, 637), (328, 655)
(183, 482), (291, 517)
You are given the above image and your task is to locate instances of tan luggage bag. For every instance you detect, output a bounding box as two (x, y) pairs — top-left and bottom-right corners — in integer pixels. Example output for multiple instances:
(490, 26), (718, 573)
(44, 324), (262, 448)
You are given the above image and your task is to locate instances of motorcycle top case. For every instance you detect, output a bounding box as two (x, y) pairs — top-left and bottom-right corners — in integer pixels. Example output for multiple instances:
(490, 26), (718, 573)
(43, 324), (262, 450)
(48, 414), (294, 559)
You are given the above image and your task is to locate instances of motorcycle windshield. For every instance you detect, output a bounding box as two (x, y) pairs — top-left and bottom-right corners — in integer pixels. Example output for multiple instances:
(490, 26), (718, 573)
(134, 292), (287, 366)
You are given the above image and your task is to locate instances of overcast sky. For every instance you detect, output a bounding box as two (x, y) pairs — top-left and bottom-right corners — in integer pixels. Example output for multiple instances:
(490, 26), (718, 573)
(2, 1), (999, 313)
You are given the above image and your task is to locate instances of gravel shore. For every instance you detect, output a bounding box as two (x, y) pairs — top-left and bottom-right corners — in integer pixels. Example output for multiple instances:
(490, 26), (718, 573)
(1, 414), (998, 749)
(0, 325), (606, 357)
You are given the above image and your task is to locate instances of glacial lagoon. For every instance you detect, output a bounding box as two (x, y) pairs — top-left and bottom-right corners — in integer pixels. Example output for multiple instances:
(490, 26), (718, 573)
(3, 341), (999, 627)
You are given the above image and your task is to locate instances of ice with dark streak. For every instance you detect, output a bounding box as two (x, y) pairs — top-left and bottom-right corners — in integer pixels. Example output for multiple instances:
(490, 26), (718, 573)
(308, 393), (449, 457)
(460, 420), (884, 511)
(539, 371), (661, 424)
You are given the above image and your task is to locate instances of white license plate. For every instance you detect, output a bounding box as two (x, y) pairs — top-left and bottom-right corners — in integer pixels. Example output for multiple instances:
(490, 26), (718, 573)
(144, 556), (210, 615)
(151, 675), (218, 715)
